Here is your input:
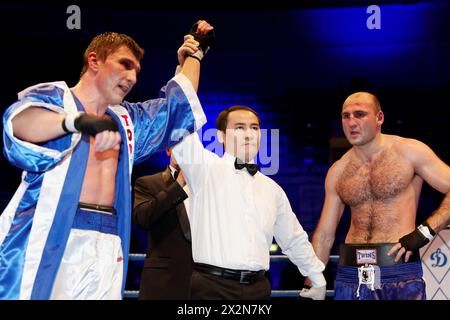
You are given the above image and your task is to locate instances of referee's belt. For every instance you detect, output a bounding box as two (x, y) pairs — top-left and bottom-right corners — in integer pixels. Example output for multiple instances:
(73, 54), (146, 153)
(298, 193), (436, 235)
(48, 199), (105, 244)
(339, 243), (420, 266)
(194, 263), (266, 284)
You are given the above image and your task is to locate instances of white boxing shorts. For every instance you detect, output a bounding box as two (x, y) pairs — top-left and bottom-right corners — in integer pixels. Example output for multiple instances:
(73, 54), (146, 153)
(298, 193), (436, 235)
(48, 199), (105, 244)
(50, 204), (123, 300)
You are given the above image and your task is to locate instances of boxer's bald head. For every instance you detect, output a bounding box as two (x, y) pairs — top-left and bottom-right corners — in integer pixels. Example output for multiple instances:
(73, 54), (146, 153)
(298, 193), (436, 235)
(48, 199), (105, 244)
(343, 92), (381, 114)
(341, 92), (384, 146)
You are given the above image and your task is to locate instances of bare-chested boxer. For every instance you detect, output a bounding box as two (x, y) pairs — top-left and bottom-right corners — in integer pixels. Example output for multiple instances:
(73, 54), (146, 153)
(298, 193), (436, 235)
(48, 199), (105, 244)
(303, 92), (450, 300)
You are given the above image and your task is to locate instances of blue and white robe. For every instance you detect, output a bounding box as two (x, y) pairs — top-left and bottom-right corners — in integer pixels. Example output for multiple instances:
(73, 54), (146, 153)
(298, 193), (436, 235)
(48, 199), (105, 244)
(0, 73), (206, 299)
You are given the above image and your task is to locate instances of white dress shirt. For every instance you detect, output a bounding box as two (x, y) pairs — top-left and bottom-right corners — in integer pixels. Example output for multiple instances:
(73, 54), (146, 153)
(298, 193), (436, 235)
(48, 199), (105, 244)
(173, 132), (325, 286)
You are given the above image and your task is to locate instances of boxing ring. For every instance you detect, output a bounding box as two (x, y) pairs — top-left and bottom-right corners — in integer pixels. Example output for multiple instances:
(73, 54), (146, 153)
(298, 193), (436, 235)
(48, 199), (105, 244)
(124, 254), (338, 299)
(124, 227), (450, 299)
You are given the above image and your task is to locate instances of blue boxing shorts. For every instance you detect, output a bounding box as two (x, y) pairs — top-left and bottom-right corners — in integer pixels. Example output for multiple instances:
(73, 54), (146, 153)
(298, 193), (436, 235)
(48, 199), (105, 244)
(334, 243), (425, 300)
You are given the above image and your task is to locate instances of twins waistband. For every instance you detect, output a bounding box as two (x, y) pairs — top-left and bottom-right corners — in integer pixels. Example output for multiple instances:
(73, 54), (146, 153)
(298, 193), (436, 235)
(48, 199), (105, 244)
(339, 243), (420, 266)
(72, 203), (118, 235)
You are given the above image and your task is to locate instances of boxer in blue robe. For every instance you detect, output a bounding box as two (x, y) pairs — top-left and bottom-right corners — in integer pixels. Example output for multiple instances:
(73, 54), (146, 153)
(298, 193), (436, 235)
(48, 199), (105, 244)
(0, 20), (214, 299)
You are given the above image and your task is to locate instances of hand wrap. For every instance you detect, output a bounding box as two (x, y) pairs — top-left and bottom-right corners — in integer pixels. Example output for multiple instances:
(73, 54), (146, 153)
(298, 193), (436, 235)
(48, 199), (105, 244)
(62, 112), (118, 136)
(188, 22), (215, 61)
(399, 222), (435, 251)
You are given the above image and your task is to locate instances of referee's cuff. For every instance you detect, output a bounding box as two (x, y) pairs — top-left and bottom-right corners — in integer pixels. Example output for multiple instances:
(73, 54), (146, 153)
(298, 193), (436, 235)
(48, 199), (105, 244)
(308, 272), (326, 287)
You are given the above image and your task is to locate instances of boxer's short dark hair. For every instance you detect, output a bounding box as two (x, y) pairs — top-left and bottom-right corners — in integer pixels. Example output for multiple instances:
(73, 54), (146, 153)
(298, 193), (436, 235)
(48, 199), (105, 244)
(80, 32), (144, 77)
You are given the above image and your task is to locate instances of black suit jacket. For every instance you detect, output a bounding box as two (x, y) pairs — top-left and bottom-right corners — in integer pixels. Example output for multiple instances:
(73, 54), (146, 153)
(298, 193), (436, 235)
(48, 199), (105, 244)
(133, 167), (192, 299)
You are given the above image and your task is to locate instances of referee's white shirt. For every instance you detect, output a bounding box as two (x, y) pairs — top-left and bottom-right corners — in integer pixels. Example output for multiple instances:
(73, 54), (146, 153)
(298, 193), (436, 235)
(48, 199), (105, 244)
(173, 133), (326, 287)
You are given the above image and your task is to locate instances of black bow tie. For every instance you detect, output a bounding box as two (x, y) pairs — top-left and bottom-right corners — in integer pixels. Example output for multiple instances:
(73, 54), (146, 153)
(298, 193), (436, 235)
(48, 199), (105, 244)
(234, 158), (259, 176)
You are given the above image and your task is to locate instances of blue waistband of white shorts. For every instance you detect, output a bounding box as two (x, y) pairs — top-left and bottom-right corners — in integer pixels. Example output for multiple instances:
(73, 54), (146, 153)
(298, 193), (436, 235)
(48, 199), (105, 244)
(335, 261), (423, 283)
(72, 206), (118, 236)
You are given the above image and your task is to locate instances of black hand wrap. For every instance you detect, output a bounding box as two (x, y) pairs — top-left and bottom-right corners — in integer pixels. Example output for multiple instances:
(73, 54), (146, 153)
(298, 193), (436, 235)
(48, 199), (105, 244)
(399, 228), (430, 252)
(75, 114), (118, 136)
(188, 22), (215, 60)
(63, 113), (118, 137)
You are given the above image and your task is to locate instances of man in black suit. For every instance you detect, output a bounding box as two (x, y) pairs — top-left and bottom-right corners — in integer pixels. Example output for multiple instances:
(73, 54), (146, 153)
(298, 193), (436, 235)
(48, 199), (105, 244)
(133, 148), (192, 299)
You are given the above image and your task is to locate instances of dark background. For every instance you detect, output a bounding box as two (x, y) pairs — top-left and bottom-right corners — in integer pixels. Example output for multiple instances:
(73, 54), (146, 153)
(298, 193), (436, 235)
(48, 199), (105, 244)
(0, 0), (449, 296)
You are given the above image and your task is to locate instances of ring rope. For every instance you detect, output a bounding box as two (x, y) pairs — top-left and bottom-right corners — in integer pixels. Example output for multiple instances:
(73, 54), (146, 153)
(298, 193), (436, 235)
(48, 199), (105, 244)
(124, 254), (339, 298)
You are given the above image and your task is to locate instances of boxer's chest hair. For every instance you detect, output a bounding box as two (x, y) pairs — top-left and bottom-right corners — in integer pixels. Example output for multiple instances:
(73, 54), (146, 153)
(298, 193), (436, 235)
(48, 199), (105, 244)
(336, 149), (412, 207)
